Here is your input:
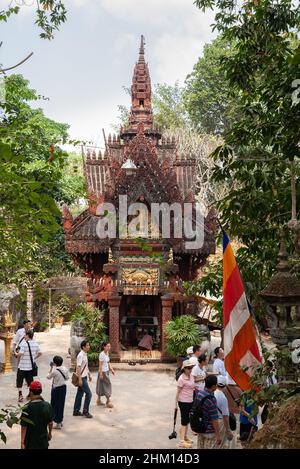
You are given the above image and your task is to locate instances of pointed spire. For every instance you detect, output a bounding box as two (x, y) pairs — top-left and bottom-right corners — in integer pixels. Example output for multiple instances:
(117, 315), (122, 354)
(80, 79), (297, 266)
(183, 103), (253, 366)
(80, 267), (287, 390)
(126, 35), (153, 132)
(139, 35), (145, 64)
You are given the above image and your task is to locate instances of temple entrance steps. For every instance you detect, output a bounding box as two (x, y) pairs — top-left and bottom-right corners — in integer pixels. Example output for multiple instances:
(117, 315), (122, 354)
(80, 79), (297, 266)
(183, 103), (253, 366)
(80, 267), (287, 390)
(120, 347), (161, 362)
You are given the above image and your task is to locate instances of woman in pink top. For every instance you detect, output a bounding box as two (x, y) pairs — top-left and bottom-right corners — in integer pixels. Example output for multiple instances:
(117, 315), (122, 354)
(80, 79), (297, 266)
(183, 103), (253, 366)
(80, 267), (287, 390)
(175, 359), (195, 448)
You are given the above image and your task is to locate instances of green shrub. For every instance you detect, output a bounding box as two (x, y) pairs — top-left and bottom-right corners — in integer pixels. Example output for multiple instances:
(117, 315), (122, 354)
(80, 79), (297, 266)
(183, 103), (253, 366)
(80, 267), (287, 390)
(52, 293), (72, 323)
(164, 315), (203, 358)
(71, 303), (107, 363)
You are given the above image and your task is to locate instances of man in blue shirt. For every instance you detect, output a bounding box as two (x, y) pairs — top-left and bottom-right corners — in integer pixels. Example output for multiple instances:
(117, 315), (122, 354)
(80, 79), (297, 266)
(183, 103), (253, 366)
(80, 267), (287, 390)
(195, 375), (221, 448)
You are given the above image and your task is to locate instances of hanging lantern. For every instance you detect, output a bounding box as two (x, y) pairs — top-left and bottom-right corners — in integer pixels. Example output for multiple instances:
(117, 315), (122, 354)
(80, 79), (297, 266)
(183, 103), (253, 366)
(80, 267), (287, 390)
(121, 158), (137, 176)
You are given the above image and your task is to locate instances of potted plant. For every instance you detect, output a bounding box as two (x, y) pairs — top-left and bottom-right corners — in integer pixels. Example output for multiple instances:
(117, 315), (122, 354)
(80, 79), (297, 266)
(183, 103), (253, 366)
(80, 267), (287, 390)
(52, 294), (71, 329)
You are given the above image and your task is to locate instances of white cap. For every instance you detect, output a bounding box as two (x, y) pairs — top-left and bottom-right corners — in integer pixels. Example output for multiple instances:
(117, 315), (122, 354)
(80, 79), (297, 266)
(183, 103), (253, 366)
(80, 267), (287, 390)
(189, 356), (198, 366)
(186, 346), (193, 355)
(182, 358), (195, 368)
(217, 375), (227, 387)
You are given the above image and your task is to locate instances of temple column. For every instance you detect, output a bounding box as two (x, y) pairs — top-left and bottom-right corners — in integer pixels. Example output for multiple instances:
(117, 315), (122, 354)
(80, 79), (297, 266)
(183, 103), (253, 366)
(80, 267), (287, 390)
(108, 293), (121, 361)
(161, 294), (174, 362)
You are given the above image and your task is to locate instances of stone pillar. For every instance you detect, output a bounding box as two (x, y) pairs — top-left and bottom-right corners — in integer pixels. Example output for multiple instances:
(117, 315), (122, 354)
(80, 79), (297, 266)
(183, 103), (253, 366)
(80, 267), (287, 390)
(26, 286), (34, 321)
(108, 293), (121, 361)
(161, 294), (174, 362)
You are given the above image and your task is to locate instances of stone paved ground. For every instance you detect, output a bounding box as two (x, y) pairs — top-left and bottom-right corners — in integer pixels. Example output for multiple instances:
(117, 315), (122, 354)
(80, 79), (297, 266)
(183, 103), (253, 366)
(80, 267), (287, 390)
(0, 326), (226, 449)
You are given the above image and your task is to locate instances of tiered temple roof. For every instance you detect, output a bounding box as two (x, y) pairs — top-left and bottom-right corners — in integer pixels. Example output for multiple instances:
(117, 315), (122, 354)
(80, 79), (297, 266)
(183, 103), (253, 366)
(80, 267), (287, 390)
(63, 36), (217, 278)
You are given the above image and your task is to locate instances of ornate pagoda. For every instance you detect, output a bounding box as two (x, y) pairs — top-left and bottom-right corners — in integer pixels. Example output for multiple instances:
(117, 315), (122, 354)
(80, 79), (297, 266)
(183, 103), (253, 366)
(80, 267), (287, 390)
(63, 36), (217, 361)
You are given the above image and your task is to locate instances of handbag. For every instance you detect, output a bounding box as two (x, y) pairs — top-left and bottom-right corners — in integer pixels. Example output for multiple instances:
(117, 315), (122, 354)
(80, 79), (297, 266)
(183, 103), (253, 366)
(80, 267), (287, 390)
(27, 342), (38, 377)
(71, 363), (87, 387)
(229, 411), (237, 431)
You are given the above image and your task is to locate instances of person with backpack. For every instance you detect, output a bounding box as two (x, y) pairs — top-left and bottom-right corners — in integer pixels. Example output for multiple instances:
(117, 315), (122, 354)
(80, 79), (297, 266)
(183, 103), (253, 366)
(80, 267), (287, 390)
(174, 358), (195, 448)
(47, 355), (69, 429)
(192, 375), (221, 449)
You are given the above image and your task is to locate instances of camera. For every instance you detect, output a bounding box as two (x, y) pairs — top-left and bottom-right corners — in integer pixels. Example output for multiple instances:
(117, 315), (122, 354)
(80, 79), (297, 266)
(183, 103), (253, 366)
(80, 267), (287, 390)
(168, 430), (177, 439)
(50, 361), (54, 367)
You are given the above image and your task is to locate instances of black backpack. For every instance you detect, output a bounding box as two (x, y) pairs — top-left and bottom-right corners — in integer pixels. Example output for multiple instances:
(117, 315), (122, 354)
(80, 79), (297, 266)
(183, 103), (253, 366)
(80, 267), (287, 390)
(175, 366), (183, 381)
(189, 394), (214, 434)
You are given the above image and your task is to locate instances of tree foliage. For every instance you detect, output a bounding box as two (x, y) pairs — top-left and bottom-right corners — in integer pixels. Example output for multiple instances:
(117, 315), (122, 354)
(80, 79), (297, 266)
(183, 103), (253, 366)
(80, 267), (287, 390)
(0, 1), (67, 40)
(164, 314), (203, 358)
(0, 74), (84, 284)
(152, 82), (190, 130)
(190, 0), (300, 316)
(71, 304), (107, 363)
(184, 35), (238, 135)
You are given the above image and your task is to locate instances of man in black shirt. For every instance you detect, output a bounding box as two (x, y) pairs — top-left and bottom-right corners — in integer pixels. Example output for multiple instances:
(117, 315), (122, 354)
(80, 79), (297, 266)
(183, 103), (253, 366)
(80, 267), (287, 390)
(21, 380), (53, 449)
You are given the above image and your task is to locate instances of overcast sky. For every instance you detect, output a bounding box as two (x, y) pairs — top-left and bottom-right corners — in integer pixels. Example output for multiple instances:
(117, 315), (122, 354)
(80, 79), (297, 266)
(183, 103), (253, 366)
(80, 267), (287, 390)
(1, 0), (215, 147)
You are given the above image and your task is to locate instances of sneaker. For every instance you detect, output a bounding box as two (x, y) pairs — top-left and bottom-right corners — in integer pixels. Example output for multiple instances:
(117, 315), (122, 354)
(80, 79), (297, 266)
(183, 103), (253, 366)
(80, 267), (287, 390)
(176, 440), (193, 449)
(73, 411), (83, 416)
(83, 412), (93, 418)
(18, 395), (23, 403)
(54, 423), (62, 429)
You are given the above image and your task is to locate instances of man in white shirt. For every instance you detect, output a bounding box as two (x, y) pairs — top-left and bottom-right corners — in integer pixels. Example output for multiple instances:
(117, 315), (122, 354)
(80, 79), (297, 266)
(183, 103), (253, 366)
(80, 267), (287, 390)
(214, 375), (234, 448)
(213, 347), (227, 377)
(73, 340), (93, 418)
(16, 330), (42, 402)
(11, 320), (32, 356)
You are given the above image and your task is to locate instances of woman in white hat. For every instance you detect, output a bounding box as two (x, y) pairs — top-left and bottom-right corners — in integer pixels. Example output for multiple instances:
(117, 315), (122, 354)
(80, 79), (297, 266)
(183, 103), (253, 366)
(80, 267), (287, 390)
(175, 358), (195, 448)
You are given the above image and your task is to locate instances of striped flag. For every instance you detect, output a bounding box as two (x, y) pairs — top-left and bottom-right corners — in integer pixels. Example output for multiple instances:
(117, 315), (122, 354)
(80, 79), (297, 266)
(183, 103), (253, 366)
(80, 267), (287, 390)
(223, 230), (262, 391)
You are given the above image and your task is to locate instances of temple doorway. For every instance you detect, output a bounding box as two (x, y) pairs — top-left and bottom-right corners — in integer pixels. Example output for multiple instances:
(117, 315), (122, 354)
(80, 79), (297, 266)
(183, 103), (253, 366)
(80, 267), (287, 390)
(119, 295), (161, 361)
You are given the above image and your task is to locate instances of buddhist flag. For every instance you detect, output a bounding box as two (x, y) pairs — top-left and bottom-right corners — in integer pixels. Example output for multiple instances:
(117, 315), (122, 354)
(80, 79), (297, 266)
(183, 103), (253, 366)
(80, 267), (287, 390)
(223, 230), (262, 391)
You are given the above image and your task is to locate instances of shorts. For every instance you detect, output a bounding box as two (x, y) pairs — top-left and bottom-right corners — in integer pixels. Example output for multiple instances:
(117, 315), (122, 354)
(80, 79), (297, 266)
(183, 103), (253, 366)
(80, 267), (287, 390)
(178, 401), (193, 426)
(17, 369), (34, 389)
(239, 423), (258, 441)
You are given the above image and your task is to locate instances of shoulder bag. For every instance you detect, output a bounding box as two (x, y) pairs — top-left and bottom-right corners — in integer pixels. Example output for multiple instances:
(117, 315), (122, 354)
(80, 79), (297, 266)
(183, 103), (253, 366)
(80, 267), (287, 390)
(71, 363), (87, 387)
(27, 342), (38, 377)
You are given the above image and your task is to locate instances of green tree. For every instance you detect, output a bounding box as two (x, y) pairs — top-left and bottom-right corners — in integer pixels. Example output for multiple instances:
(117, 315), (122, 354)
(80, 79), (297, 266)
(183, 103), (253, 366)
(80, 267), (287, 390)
(184, 35), (238, 135)
(191, 0), (300, 317)
(0, 1), (67, 40)
(0, 74), (83, 283)
(152, 82), (189, 130)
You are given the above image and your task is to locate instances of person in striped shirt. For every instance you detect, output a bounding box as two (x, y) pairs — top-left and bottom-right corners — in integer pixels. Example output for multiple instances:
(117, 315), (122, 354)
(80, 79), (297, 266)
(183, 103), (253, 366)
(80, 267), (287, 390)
(16, 330), (42, 402)
(11, 320), (32, 356)
(195, 375), (221, 449)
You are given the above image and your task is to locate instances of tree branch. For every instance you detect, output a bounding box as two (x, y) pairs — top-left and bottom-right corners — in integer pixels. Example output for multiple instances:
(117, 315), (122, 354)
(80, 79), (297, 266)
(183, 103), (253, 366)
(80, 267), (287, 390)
(0, 52), (33, 74)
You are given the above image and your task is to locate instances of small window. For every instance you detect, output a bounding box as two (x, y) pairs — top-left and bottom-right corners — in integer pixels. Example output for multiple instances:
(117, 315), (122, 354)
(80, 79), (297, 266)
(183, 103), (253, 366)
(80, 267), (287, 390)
(139, 99), (144, 107)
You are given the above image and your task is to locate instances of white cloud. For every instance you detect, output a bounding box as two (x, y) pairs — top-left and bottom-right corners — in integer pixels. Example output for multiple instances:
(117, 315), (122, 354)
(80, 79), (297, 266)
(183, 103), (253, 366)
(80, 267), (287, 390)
(2, 0), (217, 141)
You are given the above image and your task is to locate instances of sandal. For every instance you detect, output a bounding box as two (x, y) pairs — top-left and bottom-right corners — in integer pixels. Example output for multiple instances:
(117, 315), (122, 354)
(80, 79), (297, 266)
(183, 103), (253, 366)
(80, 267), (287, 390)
(97, 398), (105, 406)
(18, 395), (23, 403)
(176, 440), (192, 449)
(106, 402), (114, 408)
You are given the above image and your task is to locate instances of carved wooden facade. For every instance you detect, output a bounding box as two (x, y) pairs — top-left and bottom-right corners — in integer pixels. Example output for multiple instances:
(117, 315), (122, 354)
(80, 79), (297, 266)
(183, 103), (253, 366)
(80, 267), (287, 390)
(63, 36), (217, 361)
